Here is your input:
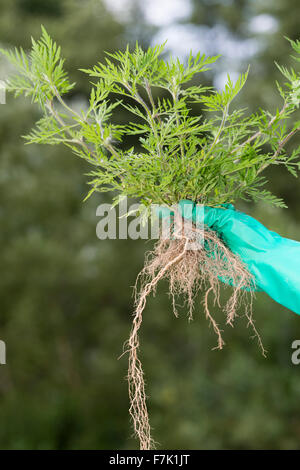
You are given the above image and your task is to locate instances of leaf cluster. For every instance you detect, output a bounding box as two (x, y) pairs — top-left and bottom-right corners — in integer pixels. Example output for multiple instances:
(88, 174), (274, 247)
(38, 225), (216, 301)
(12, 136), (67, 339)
(2, 28), (300, 209)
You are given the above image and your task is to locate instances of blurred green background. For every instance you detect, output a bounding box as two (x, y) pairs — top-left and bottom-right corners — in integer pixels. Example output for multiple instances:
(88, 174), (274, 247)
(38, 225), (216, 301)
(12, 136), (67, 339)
(0, 0), (300, 450)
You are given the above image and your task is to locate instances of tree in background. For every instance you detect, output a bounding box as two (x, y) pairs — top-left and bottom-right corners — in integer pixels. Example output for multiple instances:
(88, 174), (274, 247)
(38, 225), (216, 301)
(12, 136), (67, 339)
(0, 0), (299, 450)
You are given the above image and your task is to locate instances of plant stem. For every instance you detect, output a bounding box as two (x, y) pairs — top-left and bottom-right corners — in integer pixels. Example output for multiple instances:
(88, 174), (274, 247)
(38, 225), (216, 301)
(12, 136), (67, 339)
(273, 126), (300, 157)
(125, 81), (164, 163)
(257, 125), (300, 174)
(172, 87), (185, 161)
(207, 103), (229, 156)
(47, 100), (97, 160)
(236, 101), (289, 153)
(49, 85), (121, 160)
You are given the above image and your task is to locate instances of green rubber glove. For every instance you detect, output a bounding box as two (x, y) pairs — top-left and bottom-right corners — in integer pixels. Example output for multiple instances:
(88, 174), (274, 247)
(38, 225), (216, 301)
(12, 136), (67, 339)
(164, 200), (300, 315)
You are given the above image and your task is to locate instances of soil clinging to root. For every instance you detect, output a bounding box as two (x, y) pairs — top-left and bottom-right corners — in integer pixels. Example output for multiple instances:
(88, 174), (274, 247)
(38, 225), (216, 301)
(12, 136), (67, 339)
(122, 213), (265, 450)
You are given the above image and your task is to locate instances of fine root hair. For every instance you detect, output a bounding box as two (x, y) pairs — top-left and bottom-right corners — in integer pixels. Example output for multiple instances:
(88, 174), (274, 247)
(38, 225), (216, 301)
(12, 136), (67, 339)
(122, 213), (265, 450)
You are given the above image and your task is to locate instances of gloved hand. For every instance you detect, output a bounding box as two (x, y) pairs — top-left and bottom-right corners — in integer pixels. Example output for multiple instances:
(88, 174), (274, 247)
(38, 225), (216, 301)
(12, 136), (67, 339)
(160, 199), (300, 315)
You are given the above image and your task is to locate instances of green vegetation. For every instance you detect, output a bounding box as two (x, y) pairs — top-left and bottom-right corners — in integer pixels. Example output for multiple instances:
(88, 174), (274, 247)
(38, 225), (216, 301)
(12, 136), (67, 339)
(3, 28), (300, 212)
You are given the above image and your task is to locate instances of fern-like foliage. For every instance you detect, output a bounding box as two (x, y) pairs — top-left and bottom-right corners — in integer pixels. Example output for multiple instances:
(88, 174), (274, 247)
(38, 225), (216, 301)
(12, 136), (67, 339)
(2, 27), (300, 210)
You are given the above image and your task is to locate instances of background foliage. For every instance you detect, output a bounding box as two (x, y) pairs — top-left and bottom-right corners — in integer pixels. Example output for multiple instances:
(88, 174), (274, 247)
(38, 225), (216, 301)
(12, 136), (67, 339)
(0, 0), (300, 449)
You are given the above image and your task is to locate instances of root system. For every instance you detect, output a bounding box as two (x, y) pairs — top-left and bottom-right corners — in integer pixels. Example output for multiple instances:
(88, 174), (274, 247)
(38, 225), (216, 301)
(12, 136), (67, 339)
(122, 213), (265, 450)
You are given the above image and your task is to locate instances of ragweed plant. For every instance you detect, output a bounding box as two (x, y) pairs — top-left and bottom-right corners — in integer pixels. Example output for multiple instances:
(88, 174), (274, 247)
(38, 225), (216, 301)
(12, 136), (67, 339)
(2, 27), (300, 449)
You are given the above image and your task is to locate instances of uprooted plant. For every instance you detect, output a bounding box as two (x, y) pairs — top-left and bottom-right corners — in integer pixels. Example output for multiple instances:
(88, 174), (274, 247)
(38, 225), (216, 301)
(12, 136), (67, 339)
(2, 28), (300, 449)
